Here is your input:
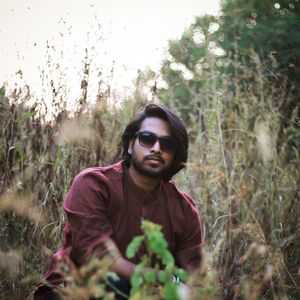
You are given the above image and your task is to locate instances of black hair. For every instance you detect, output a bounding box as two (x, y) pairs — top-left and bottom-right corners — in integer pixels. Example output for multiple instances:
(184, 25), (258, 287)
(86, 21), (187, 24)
(121, 104), (188, 181)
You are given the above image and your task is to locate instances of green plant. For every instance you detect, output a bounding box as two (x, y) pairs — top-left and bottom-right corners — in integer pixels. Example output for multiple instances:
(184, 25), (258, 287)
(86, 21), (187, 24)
(126, 220), (187, 300)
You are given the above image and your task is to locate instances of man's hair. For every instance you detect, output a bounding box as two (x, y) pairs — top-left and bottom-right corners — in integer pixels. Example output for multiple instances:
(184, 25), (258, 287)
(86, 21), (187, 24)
(121, 104), (188, 181)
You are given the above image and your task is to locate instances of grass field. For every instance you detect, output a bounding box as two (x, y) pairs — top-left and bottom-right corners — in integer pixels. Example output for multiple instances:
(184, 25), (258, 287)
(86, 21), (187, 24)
(0, 35), (299, 299)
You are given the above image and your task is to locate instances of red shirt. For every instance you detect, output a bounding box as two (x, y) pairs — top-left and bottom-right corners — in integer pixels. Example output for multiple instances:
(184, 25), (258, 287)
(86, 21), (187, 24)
(45, 161), (204, 285)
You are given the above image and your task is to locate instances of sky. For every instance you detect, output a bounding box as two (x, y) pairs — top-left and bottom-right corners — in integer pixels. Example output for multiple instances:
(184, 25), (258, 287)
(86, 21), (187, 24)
(0, 0), (220, 106)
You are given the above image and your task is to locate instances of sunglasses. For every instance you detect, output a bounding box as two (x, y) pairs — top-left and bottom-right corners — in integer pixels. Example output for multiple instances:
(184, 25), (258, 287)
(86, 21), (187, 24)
(135, 130), (178, 153)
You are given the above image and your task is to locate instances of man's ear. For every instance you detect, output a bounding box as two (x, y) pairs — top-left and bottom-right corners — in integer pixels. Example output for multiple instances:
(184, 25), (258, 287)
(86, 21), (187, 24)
(128, 139), (133, 155)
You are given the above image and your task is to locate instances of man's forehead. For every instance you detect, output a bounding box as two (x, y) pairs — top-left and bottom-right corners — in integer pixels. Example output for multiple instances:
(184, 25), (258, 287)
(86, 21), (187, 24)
(139, 117), (172, 136)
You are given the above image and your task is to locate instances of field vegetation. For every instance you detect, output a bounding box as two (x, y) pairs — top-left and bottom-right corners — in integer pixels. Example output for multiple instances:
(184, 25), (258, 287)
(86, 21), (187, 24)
(0, 0), (299, 299)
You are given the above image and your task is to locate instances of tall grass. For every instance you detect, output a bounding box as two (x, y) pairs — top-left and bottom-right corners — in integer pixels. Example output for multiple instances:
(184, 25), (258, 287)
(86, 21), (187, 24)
(0, 46), (299, 299)
(0, 76), (146, 298)
(172, 53), (300, 299)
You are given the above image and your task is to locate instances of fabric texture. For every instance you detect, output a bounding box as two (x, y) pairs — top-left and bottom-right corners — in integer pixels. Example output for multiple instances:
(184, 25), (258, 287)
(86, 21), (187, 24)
(35, 161), (204, 298)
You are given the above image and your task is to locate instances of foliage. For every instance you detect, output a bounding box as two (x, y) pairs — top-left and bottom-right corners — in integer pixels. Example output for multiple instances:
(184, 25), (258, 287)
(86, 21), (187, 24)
(156, 1), (300, 298)
(217, 0), (300, 151)
(125, 220), (187, 300)
(158, 0), (300, 150)
(0, 81), (146, 298)
(218, 0), (300, 83)
(159, 15), (220, 120)
(1, 0), (300, 299)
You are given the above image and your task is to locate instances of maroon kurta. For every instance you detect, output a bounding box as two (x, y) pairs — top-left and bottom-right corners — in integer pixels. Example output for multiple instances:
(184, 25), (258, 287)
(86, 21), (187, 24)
(44, 161), (204, 286)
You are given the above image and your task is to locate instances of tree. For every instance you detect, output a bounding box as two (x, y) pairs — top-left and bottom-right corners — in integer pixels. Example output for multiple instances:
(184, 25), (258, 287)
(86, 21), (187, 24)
(158, 15), (222, 123)
(158, 0), (300, 148)
(218, 0), (300, 128)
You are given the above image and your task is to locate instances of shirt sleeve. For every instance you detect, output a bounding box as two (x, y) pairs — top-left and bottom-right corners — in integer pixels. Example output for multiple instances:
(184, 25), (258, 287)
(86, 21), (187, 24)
(63, 169), (113, 266)
(175, 193), (204, 272)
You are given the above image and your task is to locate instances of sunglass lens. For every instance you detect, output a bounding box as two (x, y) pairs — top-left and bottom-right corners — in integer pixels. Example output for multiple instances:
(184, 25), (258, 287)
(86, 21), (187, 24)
(139, 132), (157, 147)
(160, 138), (177, 152)
(137, 131), (177, 152)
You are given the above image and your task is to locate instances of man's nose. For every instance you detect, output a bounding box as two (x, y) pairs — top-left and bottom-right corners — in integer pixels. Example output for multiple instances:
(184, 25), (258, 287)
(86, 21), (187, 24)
(150, 140), (161, 153)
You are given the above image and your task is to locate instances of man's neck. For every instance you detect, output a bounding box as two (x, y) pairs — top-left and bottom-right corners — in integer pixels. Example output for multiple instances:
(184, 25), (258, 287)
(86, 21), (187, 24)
(128, 166), (161, 192)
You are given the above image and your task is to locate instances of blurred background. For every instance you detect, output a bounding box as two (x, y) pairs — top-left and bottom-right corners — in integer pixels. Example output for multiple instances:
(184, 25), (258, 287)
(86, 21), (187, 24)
(0, 0), (299, 299)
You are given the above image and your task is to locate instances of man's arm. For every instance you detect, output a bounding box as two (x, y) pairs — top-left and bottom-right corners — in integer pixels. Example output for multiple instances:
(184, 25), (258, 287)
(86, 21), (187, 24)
(111, 256), (136, 281)
(175, 193), (204, 272)
(64, 170), (114, 266)
(63, 169), (138, 282)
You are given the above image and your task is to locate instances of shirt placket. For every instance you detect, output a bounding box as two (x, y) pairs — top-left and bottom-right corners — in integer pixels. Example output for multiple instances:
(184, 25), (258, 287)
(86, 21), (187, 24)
(142, 194), (148, 219)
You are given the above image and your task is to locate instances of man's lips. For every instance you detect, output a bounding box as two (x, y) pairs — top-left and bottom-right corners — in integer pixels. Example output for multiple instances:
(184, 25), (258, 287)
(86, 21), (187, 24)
(144, 155), (164, 163)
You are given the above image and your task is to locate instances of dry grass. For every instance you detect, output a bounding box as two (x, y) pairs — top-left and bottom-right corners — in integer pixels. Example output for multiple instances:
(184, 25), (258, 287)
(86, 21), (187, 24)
(0, 48), (299, 300)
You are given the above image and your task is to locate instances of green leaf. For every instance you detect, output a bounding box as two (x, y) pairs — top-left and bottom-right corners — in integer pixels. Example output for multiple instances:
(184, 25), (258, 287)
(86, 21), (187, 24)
(126, 235), (144, 259)
(162, 252), (175, 266)
(158, 271), (168, 283)
(144, 271), (156, 283)
(163, 282), (180, 300)
(149, 239), (167, 254)
(130, 271), (143, 295)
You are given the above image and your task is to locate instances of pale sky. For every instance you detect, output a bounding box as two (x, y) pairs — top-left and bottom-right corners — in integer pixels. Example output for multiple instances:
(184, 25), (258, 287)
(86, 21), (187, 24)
(0, 0), (220, 106)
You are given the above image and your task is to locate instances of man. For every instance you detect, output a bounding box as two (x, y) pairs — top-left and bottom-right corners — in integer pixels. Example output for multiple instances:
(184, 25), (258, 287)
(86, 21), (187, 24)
(34, 104), (204, 299)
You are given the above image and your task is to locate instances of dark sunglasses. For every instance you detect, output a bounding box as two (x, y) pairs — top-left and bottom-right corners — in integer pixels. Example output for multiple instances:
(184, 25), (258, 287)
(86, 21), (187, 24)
(135, 130), (178, 153)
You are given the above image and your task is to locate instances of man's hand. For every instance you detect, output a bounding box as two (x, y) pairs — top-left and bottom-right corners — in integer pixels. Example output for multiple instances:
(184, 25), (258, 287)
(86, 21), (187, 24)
(177, 281), (192, 300)
(106, 240), (193, 299)
(111, 256), (136, 281)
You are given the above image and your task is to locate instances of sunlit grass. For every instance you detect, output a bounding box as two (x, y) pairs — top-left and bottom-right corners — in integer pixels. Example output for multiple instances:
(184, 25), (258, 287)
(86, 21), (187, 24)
(0, 36), (299, 300)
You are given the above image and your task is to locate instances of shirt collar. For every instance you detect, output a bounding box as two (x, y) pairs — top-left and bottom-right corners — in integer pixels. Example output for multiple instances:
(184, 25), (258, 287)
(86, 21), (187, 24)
(123, 165), (162, 200)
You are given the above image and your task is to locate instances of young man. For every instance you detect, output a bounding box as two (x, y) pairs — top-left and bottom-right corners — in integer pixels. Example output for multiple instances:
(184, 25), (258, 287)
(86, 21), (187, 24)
(34, 104), (204, 299)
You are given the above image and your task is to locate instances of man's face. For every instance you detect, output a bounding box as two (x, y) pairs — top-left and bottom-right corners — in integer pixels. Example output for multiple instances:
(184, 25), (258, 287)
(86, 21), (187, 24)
(128, 117), (176, 178)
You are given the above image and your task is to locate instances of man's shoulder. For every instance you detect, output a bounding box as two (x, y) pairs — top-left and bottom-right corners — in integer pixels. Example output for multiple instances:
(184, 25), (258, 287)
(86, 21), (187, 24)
(74, 161), (124, 183)
(162, 181), (196, 207)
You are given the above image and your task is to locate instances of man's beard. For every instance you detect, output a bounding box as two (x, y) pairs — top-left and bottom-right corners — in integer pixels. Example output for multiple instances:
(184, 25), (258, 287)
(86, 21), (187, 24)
(130, 151), (171, 178)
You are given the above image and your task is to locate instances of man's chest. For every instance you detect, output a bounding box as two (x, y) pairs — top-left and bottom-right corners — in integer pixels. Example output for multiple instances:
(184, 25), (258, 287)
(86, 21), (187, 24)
(105, 189), (178, 256)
